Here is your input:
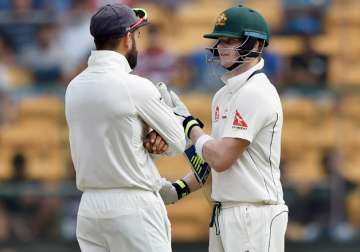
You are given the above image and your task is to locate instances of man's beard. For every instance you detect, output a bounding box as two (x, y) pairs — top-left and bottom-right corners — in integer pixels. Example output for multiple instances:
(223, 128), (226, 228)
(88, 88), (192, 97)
(125, 36), (138, 69)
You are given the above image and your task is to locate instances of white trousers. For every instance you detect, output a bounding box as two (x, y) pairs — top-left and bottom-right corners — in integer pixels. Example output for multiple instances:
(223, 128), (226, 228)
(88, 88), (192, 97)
(209, 203), (288, 252)
(76, 189), (172, 252)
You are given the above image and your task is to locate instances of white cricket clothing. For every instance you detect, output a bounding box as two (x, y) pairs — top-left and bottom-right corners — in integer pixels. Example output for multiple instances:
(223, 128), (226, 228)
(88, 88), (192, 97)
(65, 50), (185, 192)
(77, 188), (171, 252)
(211, 58), (285, 204)
(66, 51), (183, 252)
(209, 204), (288, 252)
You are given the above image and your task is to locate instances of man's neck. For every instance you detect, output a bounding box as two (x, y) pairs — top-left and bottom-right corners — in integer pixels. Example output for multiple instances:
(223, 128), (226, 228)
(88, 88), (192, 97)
(226, 58), (260, 79)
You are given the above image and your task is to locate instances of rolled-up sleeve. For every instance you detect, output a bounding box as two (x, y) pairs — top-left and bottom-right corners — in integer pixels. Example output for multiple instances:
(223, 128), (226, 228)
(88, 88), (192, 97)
(130, 77), (186, 155)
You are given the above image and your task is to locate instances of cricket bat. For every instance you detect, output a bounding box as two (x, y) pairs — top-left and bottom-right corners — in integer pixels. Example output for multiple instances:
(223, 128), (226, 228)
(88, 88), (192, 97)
(184, 145), (213, 206)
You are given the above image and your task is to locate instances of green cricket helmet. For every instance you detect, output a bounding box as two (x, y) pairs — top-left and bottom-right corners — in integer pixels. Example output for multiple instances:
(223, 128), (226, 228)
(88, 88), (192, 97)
(204, 5), (270, 70)
(204, 5), (270, 46)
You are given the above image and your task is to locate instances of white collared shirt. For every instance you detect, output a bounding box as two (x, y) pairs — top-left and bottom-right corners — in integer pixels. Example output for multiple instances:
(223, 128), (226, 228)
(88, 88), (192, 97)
(211, 58), (285, 204)
(65, 50), (185, 192)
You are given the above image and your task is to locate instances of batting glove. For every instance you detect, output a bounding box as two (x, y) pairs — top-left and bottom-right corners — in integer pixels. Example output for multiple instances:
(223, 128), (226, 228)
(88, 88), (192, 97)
(156, 82), (175, 107)
(168, 90), (204, 138)
(159, 178), (190, 205)
(156, 82), (204, 140)
(156, 82), (191, 118)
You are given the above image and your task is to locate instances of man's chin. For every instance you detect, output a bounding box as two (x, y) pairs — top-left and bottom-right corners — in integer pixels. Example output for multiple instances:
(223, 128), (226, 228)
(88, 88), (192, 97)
(221, 62), (233, 68)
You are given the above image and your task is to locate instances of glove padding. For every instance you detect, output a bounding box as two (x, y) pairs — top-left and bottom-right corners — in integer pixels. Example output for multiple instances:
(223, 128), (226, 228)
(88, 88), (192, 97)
(156, 82), (191, 147)
(156, 82), (203, 139)
(155, 82), (191, 118)
(158, 178), (190, 205)
(159, 178), (179, 205)
(156, 82), (175, 107)
(168, 90), (191, 119)
(164, 86), (204, 137)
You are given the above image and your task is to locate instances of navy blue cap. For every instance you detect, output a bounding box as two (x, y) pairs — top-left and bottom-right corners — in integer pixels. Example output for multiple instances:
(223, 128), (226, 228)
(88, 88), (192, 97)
(90, 4), (148, 40)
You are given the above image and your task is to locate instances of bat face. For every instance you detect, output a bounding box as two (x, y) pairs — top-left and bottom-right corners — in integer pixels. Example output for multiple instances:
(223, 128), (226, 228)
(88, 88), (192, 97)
(184, 145), (210, 185)
(184, 145), (213, 206)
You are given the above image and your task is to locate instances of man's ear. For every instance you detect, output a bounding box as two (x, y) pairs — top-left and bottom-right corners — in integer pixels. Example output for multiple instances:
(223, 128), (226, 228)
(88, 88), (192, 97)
(124, 32), (132, 50)
(253, 40), (259, 51)
(117, 33), (132, 54)
(255, 40), (265, 52)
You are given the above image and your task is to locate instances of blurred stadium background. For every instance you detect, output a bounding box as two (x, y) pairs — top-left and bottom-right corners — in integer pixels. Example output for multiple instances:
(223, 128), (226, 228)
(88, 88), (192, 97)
(0, 0), (359, 251)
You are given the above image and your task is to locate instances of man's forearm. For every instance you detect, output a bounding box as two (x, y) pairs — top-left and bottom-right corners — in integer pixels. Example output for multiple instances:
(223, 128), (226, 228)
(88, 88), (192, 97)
(189, 126), (223, 171)
(189, 125), (204, 143)
(202, 140), (231, 172)
(182, 172), (203, 192)
(189, 126), (248, 172)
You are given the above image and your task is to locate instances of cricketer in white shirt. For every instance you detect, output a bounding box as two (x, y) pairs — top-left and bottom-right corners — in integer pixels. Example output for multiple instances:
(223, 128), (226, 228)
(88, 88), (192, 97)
(211, 58), (284, 204)
(154, 6), (289, 252)
(207, 58), (288, 252)
(65, 50), (185, 252)
(157, 58), (289, 252)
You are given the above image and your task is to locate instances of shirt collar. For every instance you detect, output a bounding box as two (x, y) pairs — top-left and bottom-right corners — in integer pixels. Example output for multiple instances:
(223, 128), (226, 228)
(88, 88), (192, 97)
(88, 50), (132, 73)
(221, 58), (264, 93)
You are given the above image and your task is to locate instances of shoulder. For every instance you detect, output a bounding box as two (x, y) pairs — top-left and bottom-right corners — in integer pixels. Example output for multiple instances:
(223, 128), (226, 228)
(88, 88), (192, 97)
(243, 74), (278, 101)
(127, 74), (161, 100)
(65, 71), (84, 94)
(232, 78), (278, 115)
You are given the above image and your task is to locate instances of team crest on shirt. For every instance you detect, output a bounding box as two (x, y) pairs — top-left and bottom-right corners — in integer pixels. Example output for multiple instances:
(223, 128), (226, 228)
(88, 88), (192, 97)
(232, 110), (248, 129)
(214, 106), (220, 121)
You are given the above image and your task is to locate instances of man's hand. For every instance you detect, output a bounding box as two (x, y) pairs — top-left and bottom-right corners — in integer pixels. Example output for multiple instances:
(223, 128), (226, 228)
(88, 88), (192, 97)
(158, 179), (178, 205)
(156, 83), (203, 138)
(159, 178), (190, 205)
(156, 82), (190, 118)
(168, 90), (204, 138)
(156, 82), (174, 107)
(143, 130), (168, 154)
(168, 90), (191, 118)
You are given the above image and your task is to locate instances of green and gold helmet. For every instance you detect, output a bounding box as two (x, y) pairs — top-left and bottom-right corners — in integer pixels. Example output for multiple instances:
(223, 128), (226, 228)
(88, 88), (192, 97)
(204, 5), (270, 47)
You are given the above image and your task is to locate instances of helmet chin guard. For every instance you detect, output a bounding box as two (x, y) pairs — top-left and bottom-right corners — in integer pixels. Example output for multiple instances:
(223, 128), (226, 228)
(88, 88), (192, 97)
(206, 36), (265, 71)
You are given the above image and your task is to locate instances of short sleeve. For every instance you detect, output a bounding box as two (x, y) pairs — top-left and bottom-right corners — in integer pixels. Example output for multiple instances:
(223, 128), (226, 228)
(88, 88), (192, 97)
(222, 92), (272, 142)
